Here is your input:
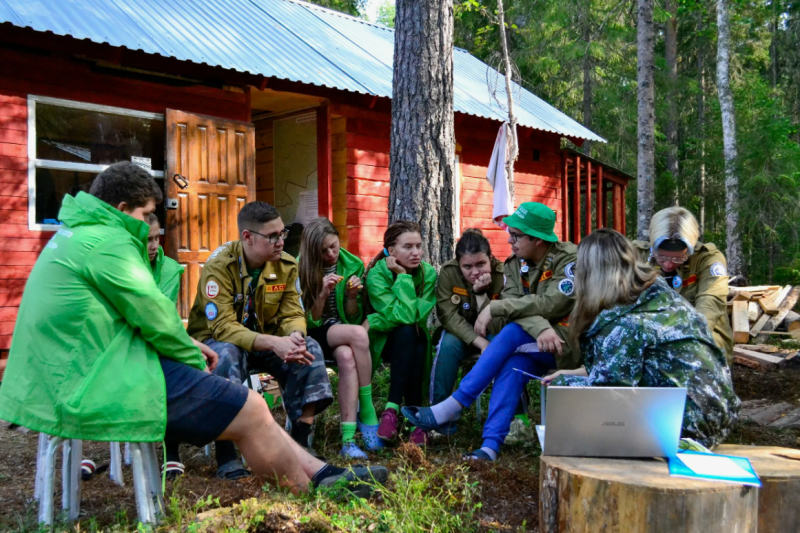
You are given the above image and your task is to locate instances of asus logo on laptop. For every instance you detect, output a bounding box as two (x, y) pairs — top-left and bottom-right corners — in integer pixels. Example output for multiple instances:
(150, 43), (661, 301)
(601, 421), (625, 426)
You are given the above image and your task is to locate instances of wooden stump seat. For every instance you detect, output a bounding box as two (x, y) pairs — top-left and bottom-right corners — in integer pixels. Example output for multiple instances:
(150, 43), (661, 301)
(716, 445), (800, 533)
(539, 455), (759, 532)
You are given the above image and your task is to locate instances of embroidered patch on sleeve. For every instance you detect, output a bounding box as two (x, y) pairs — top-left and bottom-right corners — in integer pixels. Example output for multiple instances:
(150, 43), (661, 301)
(452, 287), (468, 296)
(709, 262), (727, 277)
(539, 270), (553, 282)
(265, 284), (286, 293)
(205, 280), (220, 299)
(564, 262), (575, 279)
(686, 274), (698, 285)
(558, 279), (574, 296)
(205, 302), (218, 321)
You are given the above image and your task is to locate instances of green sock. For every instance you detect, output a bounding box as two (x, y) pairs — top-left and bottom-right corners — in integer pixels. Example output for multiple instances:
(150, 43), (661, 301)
(514, 413), (531, 427)
(385, 401), (400, 413)
(341, 422), (357, 444)
(358, 386), (379, 426)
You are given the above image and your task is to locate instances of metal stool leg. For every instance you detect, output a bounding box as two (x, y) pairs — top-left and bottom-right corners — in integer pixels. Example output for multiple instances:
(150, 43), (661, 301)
(124, 442), (132, 465)
(540, 381), (546, 425)
(204, 444), (210, 457)
(141, 443), (164, 521)
(109, 442), (124, 486)
(61, 439), (82, 522)
(129, 443), (155, 525)
(38, 435), (63, 525)
(34, 433), (48, 501)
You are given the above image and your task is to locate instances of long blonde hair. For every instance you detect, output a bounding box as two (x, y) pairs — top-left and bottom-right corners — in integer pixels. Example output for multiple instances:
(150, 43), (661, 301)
(298, 217), (339, 312)
(570, 229), (659, 339)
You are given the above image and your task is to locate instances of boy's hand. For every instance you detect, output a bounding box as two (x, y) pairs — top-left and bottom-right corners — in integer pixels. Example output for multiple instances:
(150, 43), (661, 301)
(191, 337), (219, 372)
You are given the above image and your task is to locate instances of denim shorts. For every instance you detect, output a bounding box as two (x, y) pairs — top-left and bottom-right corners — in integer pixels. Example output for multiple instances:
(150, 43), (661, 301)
(160, 357), (249, 447)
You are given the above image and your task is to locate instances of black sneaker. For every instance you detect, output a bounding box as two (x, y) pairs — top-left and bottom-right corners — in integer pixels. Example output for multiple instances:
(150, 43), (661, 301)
(317, 465), (389, 499)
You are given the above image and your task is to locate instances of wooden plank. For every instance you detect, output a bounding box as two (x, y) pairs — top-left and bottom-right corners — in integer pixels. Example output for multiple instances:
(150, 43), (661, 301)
(729, 285), (781, 296)
(0, 307), (19, 321)
(732, 300), (750, 343)
(759, 292), (781, 315)
(733, 346), (784, 370)
(735, 344), (780, 354)
(0, 265), (33, 279)
(733, 355), (762, 370)
(750, 314), (772, 337)
(733, 291), (753, 301)
(756, 286), (800, 343)
(0, 335), (10, 350)
(747, 301), (762, 323)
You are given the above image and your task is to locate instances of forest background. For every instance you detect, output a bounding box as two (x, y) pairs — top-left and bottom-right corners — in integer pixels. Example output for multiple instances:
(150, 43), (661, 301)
(312, 0), (800, 285)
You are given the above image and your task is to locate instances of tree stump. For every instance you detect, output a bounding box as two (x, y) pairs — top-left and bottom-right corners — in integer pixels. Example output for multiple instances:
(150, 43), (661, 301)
(716, 445), (800, 532)
(539, 455), (758, 533)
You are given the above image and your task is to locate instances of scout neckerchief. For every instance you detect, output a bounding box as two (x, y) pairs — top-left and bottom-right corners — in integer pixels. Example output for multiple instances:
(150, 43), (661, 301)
(242, 259), (263, 331)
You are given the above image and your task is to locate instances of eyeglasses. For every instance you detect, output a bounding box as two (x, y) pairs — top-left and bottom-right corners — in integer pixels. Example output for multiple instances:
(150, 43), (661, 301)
(508, 232), (529, 244)
(249, 228), (289, 244)
(653, 253), (689, 265)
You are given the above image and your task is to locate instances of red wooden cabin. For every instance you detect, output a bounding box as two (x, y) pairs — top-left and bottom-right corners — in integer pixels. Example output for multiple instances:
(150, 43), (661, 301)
(0, 0), (630, 378)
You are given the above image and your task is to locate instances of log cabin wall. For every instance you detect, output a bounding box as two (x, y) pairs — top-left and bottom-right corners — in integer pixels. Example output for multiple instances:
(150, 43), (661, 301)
(255, 118), (275, 204)
(0, 46), (249, 378)
(332, 103), (565, 264)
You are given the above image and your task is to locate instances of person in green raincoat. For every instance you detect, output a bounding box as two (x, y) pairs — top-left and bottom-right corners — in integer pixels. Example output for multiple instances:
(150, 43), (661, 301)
(546, 228), (740, 448)
(0, 162), (387, 495)
(364, 221), (437, 446)
(146, 213), (184, 304)
(298, 217), (381, 459)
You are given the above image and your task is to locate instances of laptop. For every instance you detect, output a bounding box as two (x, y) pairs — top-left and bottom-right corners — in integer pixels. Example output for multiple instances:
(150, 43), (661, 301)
(535, 386), (687, 458)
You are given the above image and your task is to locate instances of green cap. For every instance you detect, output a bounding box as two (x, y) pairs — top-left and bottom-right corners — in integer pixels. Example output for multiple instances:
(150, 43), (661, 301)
(503, 202), (559, 242)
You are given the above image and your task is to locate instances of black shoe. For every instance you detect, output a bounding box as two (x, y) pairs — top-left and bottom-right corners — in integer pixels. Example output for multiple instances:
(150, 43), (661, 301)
(317, 465), (389, 499)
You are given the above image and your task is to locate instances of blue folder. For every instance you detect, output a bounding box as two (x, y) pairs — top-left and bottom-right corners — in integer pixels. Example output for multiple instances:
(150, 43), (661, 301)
(668, 450), (761, 487)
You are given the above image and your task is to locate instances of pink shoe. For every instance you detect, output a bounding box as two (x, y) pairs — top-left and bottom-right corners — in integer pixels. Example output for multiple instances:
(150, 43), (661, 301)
(377, 408), (399, 442)
(409, 427), (429, 447)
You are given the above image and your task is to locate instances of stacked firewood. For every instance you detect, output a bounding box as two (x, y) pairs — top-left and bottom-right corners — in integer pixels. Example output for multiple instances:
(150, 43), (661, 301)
(727, 285), (800, 369)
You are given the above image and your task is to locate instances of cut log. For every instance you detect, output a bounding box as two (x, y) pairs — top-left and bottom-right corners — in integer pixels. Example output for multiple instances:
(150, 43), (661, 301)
(750, 314), (772, 337)
(780, 310), (800, 328)
(733, 346), (785, 370)
(732, 291), (753, 301)
(732, 300), (750, 343)
(729, 285), (781, 296)
(733, 356), (761, 369)
(715, 446), (800, 533)
(755, 286), (800, 343)
(735, 344), (779, 354)
(539, 455), (758, 533)
(747, 301), (762, 323)
(787, 320), (800, 333)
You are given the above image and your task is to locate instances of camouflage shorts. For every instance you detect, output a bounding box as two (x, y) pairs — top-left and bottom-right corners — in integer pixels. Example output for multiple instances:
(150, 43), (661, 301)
(205, 337), (333, 424)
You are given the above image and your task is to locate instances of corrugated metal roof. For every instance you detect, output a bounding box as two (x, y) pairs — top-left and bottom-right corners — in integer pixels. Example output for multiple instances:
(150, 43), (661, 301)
(0, 0), (606, 142)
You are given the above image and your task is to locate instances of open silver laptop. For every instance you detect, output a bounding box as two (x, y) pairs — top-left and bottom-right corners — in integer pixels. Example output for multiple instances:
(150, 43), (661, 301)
(535, 386), (687, 458)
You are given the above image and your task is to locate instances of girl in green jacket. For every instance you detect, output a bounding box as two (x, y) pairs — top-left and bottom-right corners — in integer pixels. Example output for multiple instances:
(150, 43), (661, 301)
(365, 221), (437, 446)
(298, 218), (381, 459)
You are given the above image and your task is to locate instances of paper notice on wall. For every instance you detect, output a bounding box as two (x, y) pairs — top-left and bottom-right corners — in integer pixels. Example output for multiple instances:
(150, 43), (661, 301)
(131, 156), (152, 170)
(295, 190), (318, 226)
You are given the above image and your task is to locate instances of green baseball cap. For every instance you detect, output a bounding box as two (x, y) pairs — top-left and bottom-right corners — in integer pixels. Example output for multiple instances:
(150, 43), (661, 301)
(503, 202), (559, 242)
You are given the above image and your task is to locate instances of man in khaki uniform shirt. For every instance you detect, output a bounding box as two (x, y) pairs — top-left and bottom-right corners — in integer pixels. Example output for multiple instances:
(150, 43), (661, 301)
(633, 206), (733, 361)
(187, 202), (332, 478)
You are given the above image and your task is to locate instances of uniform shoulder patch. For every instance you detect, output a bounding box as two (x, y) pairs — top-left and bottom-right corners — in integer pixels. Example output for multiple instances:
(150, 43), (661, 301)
(205, 280), (220, 299)
(452, 286), (468, 296)
(564, 261), (575, 279)
(558, 278), (575, 296)
(709, 262), (727, 277)
(208, 241), (233, 261)
(205, 302), (218, 321)
(539, 270), (553, 282)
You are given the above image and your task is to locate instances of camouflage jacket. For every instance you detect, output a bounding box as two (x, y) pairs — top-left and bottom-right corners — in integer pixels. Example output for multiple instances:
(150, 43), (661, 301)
(553, 277), (740, 448)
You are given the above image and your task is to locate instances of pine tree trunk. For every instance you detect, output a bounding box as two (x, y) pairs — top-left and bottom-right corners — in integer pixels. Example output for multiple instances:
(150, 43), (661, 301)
(390, 0), (456, 268)
(582, 1), (593, 157)
(665, 0), (679, 205)
(716, 0), (746, 279)
(636, 0), (656, 240)
(697, 12), (706, 237)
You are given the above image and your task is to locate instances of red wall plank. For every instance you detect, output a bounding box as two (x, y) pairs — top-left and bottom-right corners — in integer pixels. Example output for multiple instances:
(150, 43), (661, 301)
(0, 156), (26, 171)
(0, 181), (26, 197)
(347, 149), (389, 167)
(0, 336), (11, 350)
(346, 210), (389, 226)
(0, 143), (26, 159)
(0, 102), (25, 119)
(1, 252), (39, 265)
(0, 128), (26, 145)
(0, 238), (49, 252)
(0, 115), (26, 131)
(347, 164), (390, 181)
(0, 307), (18, 322)
(0, 266), (34, 279)
(0, 209), (26, 224)
(347, 179), (390, 197)
(0, 322), (14, 335)
(0, 195), (26, 210)
(0, 293), (22, 307)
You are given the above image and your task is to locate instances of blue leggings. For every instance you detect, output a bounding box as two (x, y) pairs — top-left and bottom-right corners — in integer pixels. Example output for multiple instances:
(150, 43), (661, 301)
(453, 322), (556, 452)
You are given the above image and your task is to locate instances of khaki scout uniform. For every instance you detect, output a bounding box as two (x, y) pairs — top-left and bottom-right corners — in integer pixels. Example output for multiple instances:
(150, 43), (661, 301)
(490, 241), (581, 370)
(634, 240), (733, 360)
(436, 256), (506, 345)
(430, 256), (505, 404)
(187, 240), (332, 424)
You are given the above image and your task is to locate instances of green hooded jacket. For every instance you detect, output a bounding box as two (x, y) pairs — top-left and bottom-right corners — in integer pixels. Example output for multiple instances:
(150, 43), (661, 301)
(0, 192), (204, 442)
(553, 277), (740, 448)
(366, 260), (437, 372)
(305, 248), (365, 329)
(152, 246), (184, 305)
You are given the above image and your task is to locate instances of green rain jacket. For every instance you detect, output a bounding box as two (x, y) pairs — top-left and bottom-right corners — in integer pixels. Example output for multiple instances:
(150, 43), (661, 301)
(366, 260), (437, 372)
(554, 277), (740, 448)
(152, 246), (184, 305)
(306, 248), (365, 328)
(0, 192), (204, 442)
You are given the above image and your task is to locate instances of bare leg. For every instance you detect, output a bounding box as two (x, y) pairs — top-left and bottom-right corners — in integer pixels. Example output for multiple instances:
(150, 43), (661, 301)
(217, 390), (324, 493)
(332, 345), (358, 423)
(327, 324), (372, 387)
(298, 403), (316, 425)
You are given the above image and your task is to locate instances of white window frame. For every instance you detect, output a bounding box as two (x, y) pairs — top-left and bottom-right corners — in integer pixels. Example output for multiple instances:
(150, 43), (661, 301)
(27, 95), (165, 231)
(453, 155), (462, 238)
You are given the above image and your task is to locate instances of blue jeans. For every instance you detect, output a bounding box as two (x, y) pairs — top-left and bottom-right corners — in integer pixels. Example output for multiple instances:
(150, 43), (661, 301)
(453, 322), (556, 452)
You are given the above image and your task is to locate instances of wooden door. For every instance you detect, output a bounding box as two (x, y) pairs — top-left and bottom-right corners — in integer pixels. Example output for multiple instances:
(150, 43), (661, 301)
(165, 109), (255, 319)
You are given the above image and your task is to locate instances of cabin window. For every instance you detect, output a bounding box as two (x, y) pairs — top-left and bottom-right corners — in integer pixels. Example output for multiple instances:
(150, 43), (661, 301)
(27, 96), (164, 230)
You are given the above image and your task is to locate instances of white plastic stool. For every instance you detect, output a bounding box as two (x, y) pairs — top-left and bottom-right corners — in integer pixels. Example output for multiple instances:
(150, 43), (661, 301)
(35, 434), (163, 526)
